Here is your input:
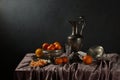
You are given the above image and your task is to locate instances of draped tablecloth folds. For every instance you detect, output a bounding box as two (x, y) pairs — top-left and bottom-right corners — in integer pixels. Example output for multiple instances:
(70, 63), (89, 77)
(14, 53), (120, 80)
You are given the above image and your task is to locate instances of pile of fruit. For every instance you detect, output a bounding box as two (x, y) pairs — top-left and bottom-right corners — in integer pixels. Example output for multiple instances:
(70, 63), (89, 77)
(42, 42), (62, 50)
(30, 41), (94, 67)
(30, 59), (48, 67)
(35, 41), (62, 57)
(30, 41), (63, 67)
(55, 56), (69, 64)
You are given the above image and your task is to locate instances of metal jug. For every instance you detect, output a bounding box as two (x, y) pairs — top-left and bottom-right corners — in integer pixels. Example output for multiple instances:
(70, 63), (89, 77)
(67, 16), (86, 52)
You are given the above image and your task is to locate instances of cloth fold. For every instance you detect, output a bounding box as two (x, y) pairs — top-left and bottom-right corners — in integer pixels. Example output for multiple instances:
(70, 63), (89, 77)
(15, 53), (120, 80)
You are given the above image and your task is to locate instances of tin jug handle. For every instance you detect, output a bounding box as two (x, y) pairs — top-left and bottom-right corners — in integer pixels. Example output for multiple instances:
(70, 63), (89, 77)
(78, 16), (86, 35)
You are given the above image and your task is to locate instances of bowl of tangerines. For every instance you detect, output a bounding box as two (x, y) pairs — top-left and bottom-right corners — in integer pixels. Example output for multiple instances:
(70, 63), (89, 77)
(41, 41), (63, 58)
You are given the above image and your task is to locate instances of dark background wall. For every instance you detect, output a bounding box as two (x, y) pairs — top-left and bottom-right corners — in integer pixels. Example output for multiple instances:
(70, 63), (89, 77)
(0, 0), (120, 79)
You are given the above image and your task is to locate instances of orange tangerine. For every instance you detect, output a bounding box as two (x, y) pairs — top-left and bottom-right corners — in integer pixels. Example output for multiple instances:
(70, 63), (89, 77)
(47, 44), (55, 50)
(62, 57), (68, 63)
(55, 58), (63, 64)
(53, 41), (61, 45)
(42, 43), (50, 50)
(35, 48), (43, 57)
(82, 55), (93, 65)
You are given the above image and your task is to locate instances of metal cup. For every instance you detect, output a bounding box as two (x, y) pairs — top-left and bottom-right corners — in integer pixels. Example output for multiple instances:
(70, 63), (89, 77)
(88, 45), (104, 59)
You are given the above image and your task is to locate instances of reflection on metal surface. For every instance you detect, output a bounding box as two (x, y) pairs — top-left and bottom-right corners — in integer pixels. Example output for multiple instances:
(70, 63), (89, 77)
(88, 45), (104, 59)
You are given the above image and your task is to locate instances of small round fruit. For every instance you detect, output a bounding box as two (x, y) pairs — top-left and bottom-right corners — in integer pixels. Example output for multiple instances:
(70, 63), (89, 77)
(55, 58), (63, 64)
(53, 41), (61, 45)
(42, 43), (50, 50)
(82, 55), (93, 65)
(62, 57), (68, 63)
(47, 44), (55, 50)
(54, 44), (62, 50)
(35, 48), (43, 57)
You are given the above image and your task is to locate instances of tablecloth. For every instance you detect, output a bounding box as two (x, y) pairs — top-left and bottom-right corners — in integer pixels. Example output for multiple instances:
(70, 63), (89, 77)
(14, 53), (120, 80)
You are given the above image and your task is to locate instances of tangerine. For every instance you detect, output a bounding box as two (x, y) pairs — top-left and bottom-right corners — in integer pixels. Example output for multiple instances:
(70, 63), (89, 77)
(47, 44), (55, 50)
(53, 41), (61, 45)
(42, 43), (50, 50)
(54, 44), (62, 50)
(62, 57), (68, 63)
(35, 48), (43, 57)
(55, 58), (63, 64)
(82, 55), (93, 65)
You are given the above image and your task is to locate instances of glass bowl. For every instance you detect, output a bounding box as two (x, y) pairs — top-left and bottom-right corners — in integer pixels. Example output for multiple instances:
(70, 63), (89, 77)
(42, 49), (64, 58)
